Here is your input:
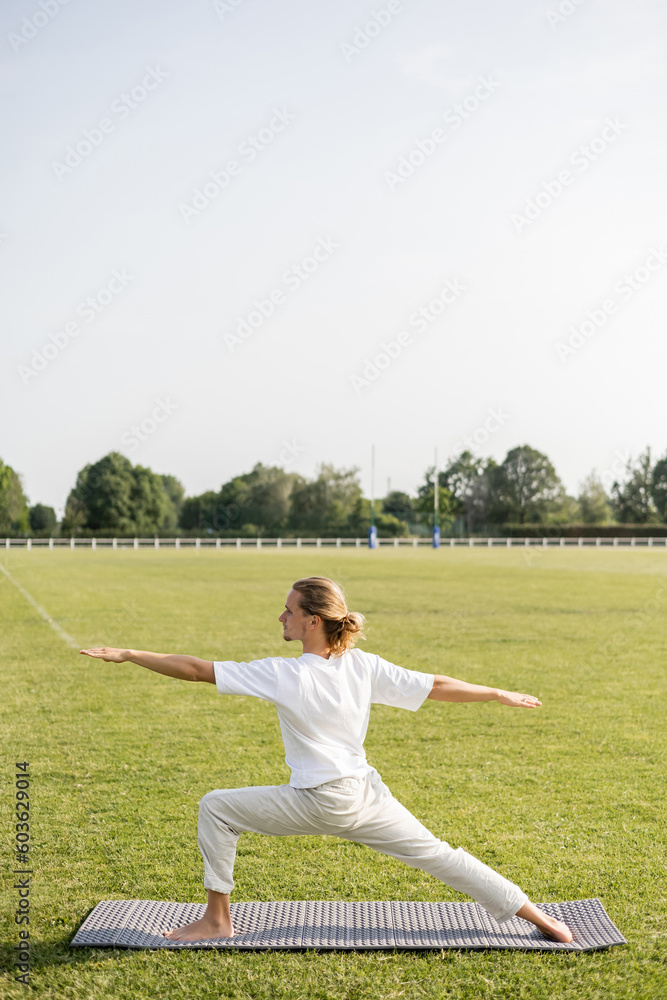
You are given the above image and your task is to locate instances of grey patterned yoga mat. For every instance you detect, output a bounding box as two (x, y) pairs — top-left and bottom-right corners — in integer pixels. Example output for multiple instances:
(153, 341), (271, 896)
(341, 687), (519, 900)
(71, 898), (625, 952)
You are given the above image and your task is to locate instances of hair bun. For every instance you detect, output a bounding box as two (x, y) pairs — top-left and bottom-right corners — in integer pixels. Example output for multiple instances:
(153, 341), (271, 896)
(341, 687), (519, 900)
(291, 576), (366, 654)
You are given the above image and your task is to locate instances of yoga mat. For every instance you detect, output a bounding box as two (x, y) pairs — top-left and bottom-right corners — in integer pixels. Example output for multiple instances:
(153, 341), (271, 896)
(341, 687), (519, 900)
(71, 897), (625, 952)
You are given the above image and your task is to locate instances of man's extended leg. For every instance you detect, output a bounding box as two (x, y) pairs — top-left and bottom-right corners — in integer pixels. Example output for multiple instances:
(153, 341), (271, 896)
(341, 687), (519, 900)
(342, 772), (572, 942)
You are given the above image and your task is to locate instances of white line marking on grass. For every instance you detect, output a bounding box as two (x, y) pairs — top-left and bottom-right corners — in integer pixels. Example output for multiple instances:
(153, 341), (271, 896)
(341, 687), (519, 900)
(0, 561), (79, 648)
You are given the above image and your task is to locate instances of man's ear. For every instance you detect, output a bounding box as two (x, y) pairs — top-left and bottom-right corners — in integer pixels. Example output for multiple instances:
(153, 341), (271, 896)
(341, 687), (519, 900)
(310, 615), (321, 630)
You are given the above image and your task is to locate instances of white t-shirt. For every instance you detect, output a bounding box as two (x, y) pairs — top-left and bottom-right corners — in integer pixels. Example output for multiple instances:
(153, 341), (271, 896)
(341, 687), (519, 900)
(213, 648), (434, 788)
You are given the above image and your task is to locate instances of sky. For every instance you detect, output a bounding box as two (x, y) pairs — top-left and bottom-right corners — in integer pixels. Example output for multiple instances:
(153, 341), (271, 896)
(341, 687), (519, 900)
(2, 0), (666, 517)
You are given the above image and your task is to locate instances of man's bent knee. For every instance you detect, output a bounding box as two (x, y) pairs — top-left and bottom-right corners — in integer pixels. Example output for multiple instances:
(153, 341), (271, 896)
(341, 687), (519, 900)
(198, 790), (242, 840)
(198, 790), (218, 818)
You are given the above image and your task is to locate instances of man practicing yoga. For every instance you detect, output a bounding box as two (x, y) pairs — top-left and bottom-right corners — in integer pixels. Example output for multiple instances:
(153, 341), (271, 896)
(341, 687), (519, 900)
(80, 575), (572, 944)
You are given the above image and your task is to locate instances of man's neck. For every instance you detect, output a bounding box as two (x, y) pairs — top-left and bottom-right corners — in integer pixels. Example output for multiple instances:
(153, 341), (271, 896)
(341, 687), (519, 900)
(300, 637), (331, 658)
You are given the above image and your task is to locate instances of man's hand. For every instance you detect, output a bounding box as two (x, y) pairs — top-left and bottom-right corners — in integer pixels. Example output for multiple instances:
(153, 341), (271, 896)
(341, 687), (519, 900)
(80, 646), (214, 682)
(496, 690), (541, 708)
(80, 647), (129, 663)
(428, 674), (542, 706)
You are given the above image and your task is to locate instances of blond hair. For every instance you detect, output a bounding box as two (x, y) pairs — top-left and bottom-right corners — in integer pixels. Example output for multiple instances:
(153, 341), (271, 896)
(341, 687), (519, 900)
(291, 576), (366, 656)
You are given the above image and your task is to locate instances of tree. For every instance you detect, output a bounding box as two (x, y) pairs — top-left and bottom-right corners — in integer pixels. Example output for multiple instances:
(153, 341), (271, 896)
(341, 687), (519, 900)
(64, 452), (135, 534)
(131, 465), (169, 535)
(218, 463), (302, 536)
(61, 490), (88, 534)
(415, 467), (455, 530)
(0, 459), (30, 534)
(610, 448), (659, 523)
(160, 475), (185, 533)
(577, 472), (612, 524)
(348, 496), (408, 537)
(29, 503), (57, 536)
(438, 451), (497, 533)
(545, 486), (576, 525)
(382, 491), (415, 523)
(489, 446), (565, 524)
(289, 464), (362, 535)
(650, 452), (667, 521)
(543, 493), (581, 525)
(179, 491), (219, 533)
(62, 452), (173, 535)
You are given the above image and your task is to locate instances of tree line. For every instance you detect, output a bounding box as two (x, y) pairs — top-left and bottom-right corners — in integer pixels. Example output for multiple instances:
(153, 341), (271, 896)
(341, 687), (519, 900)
(1, 444), (666, 538)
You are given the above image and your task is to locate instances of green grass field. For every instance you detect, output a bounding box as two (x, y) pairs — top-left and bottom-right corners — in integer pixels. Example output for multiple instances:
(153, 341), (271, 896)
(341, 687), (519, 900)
(1, 547), (666, 999)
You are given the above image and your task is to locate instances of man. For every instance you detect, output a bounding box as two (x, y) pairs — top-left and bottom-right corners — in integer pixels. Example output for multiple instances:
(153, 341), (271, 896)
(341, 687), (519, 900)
(80, 575), (572, 944)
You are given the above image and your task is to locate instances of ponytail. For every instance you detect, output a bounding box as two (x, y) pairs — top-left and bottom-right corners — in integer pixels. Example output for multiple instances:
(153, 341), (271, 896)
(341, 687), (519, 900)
(291, 577), (366, 656)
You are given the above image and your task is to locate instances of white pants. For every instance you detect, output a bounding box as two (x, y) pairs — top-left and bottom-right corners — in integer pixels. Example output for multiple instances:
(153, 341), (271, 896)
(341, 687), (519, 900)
(197, 770), (528, 924)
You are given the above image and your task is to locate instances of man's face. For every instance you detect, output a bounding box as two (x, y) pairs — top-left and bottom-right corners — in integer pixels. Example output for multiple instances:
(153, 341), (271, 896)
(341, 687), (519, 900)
(278, 589), (309, 642)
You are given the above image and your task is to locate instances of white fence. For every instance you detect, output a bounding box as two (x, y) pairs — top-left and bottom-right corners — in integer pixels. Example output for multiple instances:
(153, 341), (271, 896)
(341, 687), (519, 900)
(2, 536), (666, 550)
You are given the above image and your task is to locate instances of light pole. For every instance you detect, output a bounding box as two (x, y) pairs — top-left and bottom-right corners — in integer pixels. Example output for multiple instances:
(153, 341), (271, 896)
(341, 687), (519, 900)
(433, 447), (440, 548)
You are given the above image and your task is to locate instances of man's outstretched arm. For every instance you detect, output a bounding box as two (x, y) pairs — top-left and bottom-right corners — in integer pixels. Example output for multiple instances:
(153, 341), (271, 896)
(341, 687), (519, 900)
(427, 674), (541, 708)
(79, 647), (215, 683)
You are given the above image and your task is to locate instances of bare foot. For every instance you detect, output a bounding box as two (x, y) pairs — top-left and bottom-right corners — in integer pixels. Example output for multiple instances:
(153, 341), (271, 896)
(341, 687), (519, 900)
(515, 902), (573, 943)
(532, 913), (573, 943)
(163, 913), (234, 941)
